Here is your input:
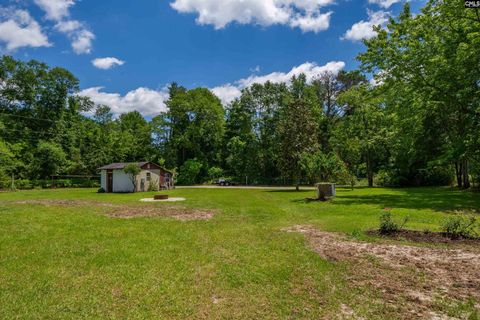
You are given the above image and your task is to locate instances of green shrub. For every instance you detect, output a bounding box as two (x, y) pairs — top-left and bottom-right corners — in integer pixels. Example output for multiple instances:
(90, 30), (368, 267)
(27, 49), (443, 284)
(376, 166), (453, 187)
(415, 166), (454, 187)
(442, 216), (478, 239)
(375, 169), (401, 187)
(15, 180), (33, 189)
(379, 211), (409, 235)
(0, 180), (11, 189)
(148, 177), (159, 192)
(208, 167), (224, 181)
(177, 159), (203, 185)
(97, 187), (106, 193)
(300, 150), (349, 184)
(54, 179), (72, 188)
(0, 178), (100, 190)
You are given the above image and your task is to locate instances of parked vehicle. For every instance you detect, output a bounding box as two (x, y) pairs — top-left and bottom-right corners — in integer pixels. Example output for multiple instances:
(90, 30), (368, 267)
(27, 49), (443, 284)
(216, 179), (236, 186)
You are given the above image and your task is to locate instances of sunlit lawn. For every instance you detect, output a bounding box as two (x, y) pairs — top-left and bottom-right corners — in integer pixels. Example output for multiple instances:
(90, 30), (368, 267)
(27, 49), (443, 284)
(0, 187), (478, 319)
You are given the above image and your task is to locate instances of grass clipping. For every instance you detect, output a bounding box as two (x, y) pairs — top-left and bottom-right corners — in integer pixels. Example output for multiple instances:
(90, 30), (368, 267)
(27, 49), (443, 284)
(285, 225), (480, 319)
(15, 200), (215, 221)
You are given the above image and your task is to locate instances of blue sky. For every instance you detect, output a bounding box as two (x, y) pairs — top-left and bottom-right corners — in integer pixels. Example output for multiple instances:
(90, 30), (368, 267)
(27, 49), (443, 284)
(0, 0), (424, 116)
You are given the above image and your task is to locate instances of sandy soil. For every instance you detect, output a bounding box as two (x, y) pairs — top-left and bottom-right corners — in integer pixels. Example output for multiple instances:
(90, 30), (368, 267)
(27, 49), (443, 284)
(367, 230), (480, 245)
(14, 200), (215, 221)
(108, 205), (214, 221)
(285, 225), (480, 319)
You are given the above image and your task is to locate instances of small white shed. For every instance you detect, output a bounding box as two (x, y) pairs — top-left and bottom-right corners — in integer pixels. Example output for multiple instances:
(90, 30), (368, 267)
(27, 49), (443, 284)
(98, 162), (174, 193)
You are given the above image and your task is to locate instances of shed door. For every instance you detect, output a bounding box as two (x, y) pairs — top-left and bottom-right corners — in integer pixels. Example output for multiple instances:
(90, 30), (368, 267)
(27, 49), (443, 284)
(107, 171), (113, 193)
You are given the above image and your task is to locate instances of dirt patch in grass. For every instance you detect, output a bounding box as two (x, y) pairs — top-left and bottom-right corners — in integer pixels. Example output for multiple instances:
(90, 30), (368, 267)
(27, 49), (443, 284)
(14, 200), (215, 221)
(367, 230), (480, 245)
(108, 205), (215, 221)
(285, 225), (480, 319)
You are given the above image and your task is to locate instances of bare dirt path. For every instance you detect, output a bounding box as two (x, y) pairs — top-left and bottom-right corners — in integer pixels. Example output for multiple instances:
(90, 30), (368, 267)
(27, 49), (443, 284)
(285, 225), (480, 319)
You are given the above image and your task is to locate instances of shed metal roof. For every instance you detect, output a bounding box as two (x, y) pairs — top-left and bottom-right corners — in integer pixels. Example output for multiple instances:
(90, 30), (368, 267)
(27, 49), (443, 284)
(98, 162), (148, 170)
(98, 162), (174, 173)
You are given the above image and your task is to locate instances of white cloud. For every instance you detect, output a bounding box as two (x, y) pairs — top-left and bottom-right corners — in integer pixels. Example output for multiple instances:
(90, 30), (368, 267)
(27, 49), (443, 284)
(0, 9), (50, 51)
(211, 85), (242, 106)
(79, 87), (168, 117)
(34, 0), (95, 54)
(289, 12), (332, 33)
(342, 10), (389, 42)
(55, 19), (95, 54)
(81, 61), (345, 116)
(170, 0), (334, 33)
(238, 61), (345, 87)
(54, 21), (94, 54)
(92, 57), (125, 70)
(55, 19), (82, 33)
(368, 0), (402, 9)
(212, 60), (345, 105)
(70, 28), (94, 54)
(33, 0), (75, 20)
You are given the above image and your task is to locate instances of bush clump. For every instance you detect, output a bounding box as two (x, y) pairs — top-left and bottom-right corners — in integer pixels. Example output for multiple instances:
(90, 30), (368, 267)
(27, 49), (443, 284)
(379, 211), (409, 235)
(0, 179), (100, 191)
(375, 169), (402, 187)
(442, 216), (478, 239)
(148, 177), (160, 192)
(177, 159), (203, 185)
(415, 167), (454, 187)
(375, 166), (453, 187)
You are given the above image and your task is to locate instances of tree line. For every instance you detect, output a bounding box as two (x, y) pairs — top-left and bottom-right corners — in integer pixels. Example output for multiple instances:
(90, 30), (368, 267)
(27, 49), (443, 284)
(0, 0), (478, 189)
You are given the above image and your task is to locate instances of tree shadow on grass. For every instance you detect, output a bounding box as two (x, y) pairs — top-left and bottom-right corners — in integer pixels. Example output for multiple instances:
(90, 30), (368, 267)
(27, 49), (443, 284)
(335, 188), (480, 212)
(266, 189), (313, 193)
(265, 189), (317, 204)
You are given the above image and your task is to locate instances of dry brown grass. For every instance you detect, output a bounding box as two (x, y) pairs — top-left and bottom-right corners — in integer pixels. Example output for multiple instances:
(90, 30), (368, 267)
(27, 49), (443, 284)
(108, 205), (215, 221)
(15, 200), (215, 221)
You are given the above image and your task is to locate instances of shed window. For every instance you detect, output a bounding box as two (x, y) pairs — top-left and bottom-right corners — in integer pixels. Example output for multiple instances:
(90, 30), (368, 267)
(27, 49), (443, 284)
(146, 172), (151, 181)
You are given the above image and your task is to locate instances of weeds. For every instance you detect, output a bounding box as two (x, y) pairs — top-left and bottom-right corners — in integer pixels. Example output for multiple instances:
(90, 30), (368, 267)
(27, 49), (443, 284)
(379, 211), (409, 235)
(442, 216), (478, 239)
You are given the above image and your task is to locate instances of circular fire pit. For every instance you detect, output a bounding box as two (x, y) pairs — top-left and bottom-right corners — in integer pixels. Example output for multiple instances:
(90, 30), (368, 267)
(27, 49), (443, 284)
(154, 195), (169, 200)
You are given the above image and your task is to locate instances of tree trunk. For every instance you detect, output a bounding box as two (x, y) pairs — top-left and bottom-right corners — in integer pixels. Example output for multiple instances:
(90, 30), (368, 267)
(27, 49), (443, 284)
(368, 171), (373, 188)
(366, 153), (373, 187)
(462, 159), (470, 189)
(455, 161), (463, 188)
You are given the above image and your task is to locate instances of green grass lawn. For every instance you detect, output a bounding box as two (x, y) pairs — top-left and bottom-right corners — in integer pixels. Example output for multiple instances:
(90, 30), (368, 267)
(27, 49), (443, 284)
(0, 187), (478, 319)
